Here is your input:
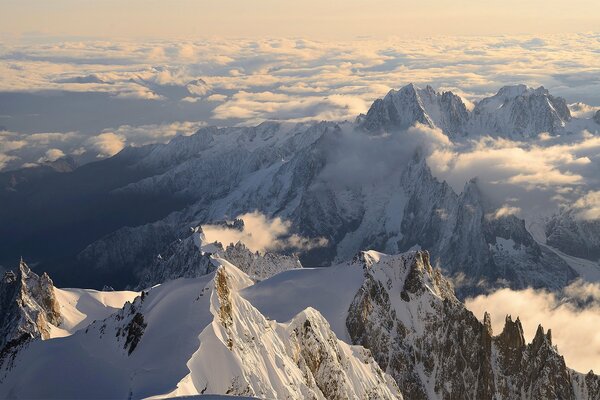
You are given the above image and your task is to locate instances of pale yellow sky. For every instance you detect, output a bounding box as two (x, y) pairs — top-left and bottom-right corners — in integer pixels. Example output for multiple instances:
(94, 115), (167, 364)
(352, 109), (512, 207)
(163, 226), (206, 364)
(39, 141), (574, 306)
(1, 0), (599, 40)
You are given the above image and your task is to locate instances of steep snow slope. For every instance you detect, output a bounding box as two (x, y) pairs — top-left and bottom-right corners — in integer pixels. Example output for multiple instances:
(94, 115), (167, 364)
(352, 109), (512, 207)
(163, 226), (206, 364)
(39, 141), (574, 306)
(0, 259), (401, 400)
(50, 287), (139, 338)
(241, 263), (364, 341)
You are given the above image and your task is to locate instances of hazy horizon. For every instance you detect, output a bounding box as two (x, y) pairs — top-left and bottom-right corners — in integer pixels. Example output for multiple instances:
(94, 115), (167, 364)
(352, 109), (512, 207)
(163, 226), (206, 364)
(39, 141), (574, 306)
(2, 0), (599, 41)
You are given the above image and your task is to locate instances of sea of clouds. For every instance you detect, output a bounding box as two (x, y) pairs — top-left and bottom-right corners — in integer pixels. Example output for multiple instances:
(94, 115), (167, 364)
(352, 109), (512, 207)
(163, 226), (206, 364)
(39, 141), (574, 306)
(1, 33), (599, 171)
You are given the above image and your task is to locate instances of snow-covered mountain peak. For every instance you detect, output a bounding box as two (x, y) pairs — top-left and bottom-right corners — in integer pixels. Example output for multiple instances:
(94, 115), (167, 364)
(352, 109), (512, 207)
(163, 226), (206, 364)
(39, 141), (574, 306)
(357, 83), (469, 137)
(470, 84), (571, 137)
(357, 82), (577, 139)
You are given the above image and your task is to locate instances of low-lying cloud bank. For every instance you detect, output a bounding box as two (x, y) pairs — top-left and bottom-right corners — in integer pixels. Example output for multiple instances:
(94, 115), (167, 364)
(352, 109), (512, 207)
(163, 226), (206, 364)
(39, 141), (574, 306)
(0, 121), (204, 171)
(466, 280), (600, 373)
(427, 132), (600, 221)
(202, 211), (328, 254)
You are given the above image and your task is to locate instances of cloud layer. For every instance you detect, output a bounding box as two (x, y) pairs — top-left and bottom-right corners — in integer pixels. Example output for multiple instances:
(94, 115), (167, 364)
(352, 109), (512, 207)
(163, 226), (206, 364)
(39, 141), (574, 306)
(202, 212), (327, 254)
(1, 34), (600, 171)
(428, 132), (600, 222)
(466, 280), (600, 373)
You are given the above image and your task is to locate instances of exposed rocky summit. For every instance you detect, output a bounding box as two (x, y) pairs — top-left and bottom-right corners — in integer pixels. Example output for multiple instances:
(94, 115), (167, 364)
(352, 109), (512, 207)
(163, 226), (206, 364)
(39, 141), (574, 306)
(357, 84), (469, 137)
(0, 260), (61, 366)
(346, 250), (598, 399)
(469, 85), (571, 137)
(358, 83), (573, 139)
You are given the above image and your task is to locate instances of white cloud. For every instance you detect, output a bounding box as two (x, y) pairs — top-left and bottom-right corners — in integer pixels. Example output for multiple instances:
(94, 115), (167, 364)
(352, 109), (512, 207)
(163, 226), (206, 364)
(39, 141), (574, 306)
(465, 280), (600, 373)
(0, 121), (204, 171)
(569, 102), (599, 118)
(86, 132), (125, 157)
(0, 153), (17, 170)
(573, 191), (600, 220)
(488, 204), (522, 219)
(202, 211), (328, 253)
(37, 148), (65, 163)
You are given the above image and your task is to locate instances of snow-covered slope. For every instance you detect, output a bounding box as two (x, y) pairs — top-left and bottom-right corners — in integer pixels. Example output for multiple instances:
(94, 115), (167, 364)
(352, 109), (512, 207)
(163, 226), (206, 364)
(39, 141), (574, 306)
(2, 248), (596, 399)
(50, 287), (139, 338)
(0, 259), (401, 399)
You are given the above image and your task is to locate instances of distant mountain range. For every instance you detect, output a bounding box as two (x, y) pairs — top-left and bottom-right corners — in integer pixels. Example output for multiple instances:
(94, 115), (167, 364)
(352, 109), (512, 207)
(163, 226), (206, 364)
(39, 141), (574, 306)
(1, 84), (598, 297)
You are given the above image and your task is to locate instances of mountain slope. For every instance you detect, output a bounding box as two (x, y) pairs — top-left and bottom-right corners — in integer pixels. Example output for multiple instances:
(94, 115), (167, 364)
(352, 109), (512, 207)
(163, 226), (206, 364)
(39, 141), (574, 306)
(1, 84), (595, 297)
(0, 260), (401, 399)
(468, 85), (571, 138)
(356, 84), (469, 137)
(346, 250), (599, 399)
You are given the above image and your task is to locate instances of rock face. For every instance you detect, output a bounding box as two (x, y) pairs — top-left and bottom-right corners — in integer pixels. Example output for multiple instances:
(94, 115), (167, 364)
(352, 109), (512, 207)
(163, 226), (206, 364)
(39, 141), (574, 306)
(469, 85), (571, 138)
(594, 110), (600, 125)
(0, 260), (61, 365)
(546, 208), (600, 261)
(394, 160), (576, 297)
(0, 261), (402, 400)
(136, 225), (302, 289)
(346, 250), (598, 400)
(358, 83), (572, 139)
(357, 84), (469, 137)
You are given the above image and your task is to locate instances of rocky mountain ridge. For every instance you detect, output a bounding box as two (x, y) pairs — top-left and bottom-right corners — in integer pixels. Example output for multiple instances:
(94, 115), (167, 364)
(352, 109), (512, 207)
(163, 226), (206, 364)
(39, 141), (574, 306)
(136, 224), (302, 289)
(346, 250), (600, 399)
(0, 259), (402, 399)
(0, 261), (61, 367)
(0, 249), (596, 399)
(358, 83), (574, 139)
